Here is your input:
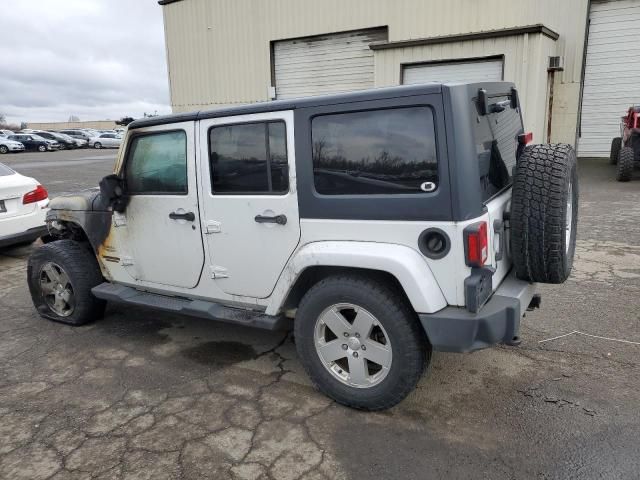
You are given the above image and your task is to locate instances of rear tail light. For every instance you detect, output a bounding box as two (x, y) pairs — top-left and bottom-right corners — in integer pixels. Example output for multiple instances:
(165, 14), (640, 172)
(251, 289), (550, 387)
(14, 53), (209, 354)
(518, 132), (533, 145)
(23, 185), (48, 204)
(464, 222), (488, 267)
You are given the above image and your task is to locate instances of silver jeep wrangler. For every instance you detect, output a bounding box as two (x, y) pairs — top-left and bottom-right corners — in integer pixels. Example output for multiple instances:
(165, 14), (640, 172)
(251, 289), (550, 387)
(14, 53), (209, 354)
(28, 82), (578, 410)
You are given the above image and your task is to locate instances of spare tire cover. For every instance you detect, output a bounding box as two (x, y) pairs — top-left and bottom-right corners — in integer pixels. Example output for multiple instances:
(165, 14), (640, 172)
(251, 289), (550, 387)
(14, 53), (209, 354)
(510, 143), (578, 284)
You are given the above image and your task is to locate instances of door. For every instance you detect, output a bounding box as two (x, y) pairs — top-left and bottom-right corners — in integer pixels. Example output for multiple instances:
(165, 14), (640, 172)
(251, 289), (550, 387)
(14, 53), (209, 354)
(579, 0), (640, 157)
(273, 28), (387, 100)
(198, 111), (301, 298)
(402, 58), (503, 85)
(120, 123), (205, 288)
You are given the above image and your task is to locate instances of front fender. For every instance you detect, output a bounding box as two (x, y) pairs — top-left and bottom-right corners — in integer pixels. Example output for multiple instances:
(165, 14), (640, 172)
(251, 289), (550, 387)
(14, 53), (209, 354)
(46, 208), (112, 253)
(266, 241), (448, 316)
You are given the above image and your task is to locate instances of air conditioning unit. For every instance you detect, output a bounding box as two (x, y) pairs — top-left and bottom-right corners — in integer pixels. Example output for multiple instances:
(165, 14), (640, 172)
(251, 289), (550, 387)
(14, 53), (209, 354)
(548, 56), (565, 72)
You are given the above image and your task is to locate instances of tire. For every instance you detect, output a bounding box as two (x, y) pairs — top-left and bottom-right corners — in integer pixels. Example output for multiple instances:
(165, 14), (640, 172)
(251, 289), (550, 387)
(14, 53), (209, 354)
(0, 145), (8, 154)
(610, 137), (622, 165)
(616, 147), (634, 182)
(27, 240), (106, 325)
(38, 144), (47, 152)
(94, 142), (102, 149)
(294, 274), (429, 411)
(511, 143), (578, 284)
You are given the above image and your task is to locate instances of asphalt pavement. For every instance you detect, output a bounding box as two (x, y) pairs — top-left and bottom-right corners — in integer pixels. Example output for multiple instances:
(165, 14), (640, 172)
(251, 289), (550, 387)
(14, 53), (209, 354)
(0, 155), (638, 479)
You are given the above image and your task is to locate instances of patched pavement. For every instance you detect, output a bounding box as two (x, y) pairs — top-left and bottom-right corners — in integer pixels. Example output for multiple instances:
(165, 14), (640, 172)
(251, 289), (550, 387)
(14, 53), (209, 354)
(0, 158), (639, 479)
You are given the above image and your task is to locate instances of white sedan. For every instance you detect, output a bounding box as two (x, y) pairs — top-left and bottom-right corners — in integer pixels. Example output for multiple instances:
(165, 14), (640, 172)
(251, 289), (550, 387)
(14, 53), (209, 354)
(88, 133), (122, 149)
(0, 137), (25, 154)
(0, 163), (49, 248)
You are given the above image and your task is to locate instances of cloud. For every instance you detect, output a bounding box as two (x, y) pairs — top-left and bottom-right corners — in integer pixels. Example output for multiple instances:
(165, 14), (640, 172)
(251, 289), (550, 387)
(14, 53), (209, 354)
(0, 0), (171, 123)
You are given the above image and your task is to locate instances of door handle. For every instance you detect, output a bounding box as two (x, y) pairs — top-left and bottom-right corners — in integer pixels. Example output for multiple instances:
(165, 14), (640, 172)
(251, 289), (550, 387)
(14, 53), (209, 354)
(169, 211), (195, 222)
(254, 214), (287, 225)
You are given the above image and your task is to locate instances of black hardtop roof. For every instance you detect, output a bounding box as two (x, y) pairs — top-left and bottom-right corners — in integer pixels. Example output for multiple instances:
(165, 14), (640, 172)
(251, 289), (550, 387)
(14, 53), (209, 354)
(128, 81), (514, 130)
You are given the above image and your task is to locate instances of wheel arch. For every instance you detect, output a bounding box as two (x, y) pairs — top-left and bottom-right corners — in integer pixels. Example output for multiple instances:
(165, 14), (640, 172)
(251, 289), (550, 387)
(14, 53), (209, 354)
(265, 241), (448, 316)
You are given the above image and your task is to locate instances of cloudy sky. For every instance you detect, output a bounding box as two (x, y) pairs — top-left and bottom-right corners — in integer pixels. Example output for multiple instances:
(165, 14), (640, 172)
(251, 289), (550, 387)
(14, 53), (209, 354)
(0, 0), (171, 124)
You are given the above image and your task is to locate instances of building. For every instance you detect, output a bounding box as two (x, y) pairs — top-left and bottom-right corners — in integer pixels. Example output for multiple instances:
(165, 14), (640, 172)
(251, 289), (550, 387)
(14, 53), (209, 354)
(159, 0), (640, 157)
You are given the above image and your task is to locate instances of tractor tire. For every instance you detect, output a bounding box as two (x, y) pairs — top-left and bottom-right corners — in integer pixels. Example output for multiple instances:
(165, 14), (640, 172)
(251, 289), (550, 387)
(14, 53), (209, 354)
(510, 144), (578, 284)
(616, 147), (634, 182)
(609, 137), (622, 165)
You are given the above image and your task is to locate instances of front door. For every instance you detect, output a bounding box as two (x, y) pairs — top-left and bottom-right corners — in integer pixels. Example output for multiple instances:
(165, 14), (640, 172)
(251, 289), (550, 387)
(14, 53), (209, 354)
(120, 122), (205, 288)
(198, 111), (300, 298)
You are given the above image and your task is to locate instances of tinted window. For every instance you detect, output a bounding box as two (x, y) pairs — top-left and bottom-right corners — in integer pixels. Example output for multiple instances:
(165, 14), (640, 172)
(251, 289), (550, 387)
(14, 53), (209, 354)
(0, 163), (15, 176)
(209, 121), (288, 194)
(125, 131), (187, 194)
(311, 107), (438, 195)
(473, 94), (522, 201)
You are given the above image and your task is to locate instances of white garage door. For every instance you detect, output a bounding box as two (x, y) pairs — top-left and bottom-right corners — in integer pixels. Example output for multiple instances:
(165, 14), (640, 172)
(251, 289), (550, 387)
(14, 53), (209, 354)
(579, 0), (640, 157)
(274, 29), (387, 100)
(402, 58), (503, 85)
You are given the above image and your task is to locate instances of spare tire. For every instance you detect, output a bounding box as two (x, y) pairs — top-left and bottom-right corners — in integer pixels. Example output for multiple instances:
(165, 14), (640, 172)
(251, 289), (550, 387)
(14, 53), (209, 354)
(510, 144), (578, 284)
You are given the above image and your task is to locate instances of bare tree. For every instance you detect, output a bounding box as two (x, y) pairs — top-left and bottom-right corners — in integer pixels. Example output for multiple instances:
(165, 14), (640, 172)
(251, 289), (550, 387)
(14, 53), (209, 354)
(68, 115), (80, 122)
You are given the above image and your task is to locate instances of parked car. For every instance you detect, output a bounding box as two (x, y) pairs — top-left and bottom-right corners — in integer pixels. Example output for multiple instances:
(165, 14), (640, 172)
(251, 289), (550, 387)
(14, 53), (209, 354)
(58, 130), (93, 143)
(29, 82), (578, 410)
(0, 137), (26, 154)
(89, 133), (122, 149)
(55, 132), (87, 149)
(0, 129), (15, 137)
(8, 134), (59, 152)
(0, 163), (49, 248)
(33, 131), (76, 149)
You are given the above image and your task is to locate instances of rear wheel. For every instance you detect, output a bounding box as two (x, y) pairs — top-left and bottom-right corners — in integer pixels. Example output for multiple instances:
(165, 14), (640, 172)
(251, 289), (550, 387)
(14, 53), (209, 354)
(610, 137), (622, 165)
(27, 240), (106, 325)
(616, 146), (634, 182)
(295, 275), (429, 410)
(510, 143), (578, 284)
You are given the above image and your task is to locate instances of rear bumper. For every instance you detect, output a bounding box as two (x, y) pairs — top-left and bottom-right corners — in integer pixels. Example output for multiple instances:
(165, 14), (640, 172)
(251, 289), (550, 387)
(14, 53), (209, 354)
(419, 271), (536, 353)
(0, 225), (47, 248)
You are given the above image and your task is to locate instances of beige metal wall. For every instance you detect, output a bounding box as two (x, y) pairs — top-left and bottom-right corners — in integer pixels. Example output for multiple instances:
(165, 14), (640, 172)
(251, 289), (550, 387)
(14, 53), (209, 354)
(26, 120), (118, 131)
(162, 0), (589, 144)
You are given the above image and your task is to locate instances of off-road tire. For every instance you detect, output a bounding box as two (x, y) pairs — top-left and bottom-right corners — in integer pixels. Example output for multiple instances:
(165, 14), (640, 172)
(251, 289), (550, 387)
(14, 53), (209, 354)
(616, 146), (634, 182)
(511, 143), (578, 284)
(610, 137), (622, 165)
(294, 274), (430, 411)
(0, 145), (8, 154)
(28, 240), (106, 325)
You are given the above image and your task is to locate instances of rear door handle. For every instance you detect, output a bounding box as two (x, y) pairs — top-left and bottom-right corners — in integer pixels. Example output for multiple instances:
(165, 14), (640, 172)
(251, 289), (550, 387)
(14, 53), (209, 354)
(169, 211), (195, 222)
(254, 214), (287, 225)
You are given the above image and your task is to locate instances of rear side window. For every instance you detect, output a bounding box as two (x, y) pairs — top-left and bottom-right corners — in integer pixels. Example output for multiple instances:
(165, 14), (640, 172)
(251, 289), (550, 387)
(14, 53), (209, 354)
(311, 107), (438, 195)
(125, 131), (187, 194)
(209, 121), (288, 194)
(473, 94), (522, 201)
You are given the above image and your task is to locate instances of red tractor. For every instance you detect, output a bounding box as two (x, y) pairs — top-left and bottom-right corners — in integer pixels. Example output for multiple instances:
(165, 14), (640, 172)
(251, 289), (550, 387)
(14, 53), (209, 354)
(610, 106), (640, 182)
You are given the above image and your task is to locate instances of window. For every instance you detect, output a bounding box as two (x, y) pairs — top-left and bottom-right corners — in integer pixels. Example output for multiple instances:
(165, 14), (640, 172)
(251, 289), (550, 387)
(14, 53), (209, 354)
(209, 121), (288, 194)
(311, 107), (438, 195)
(125, 130), (187, 194)
(473, 94), (522, 201)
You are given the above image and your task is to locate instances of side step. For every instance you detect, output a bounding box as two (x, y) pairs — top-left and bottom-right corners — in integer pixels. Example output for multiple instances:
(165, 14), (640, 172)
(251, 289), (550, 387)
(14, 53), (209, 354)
(92, 283), (290, 331)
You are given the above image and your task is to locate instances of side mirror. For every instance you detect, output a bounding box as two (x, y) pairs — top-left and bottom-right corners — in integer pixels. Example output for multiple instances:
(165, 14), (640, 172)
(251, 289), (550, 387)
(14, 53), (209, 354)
(99, 174), (128, 213)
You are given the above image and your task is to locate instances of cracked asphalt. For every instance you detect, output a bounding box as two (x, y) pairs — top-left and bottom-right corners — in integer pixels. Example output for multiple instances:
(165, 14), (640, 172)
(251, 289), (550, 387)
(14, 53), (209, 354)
(0, 153), (639, 479)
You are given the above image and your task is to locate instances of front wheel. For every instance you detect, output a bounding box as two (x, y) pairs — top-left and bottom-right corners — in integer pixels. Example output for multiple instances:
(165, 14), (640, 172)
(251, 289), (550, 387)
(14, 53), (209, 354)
(616, 147), (634, 182)
(295, 275), (429, 411)
(38, 144), (47, 152)
(27, 240), (106, 325)
(93, 142), (102, 149)
(0, 145), (8, 154)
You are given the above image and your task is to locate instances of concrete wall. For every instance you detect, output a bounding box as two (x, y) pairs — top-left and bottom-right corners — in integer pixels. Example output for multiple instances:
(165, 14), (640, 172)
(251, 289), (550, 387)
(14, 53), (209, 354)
(26, 120), (118, 131)
(161, 0), (590, 145)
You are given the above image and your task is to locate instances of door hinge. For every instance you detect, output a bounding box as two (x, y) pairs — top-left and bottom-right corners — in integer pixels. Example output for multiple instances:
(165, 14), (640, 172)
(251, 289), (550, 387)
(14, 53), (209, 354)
(210, 265), (229, 279)
(205, 221), (222, 234)
(120, 255), (134, 266)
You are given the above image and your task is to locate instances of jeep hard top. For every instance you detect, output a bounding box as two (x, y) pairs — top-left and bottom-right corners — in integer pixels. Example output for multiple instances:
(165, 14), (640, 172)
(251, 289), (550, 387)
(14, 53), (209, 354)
(28, 82), (578, 410)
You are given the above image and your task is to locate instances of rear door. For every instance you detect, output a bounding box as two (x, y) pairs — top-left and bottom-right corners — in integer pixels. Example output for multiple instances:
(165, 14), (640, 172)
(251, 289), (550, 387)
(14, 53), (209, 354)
(198, 111), (301, 298)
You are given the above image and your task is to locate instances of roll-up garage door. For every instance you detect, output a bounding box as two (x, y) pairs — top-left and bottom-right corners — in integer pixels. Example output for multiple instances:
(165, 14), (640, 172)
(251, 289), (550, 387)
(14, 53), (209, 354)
(579, 0), (640, 157)
(402, 58), (503, 85)
(273, 29), (387, 100)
